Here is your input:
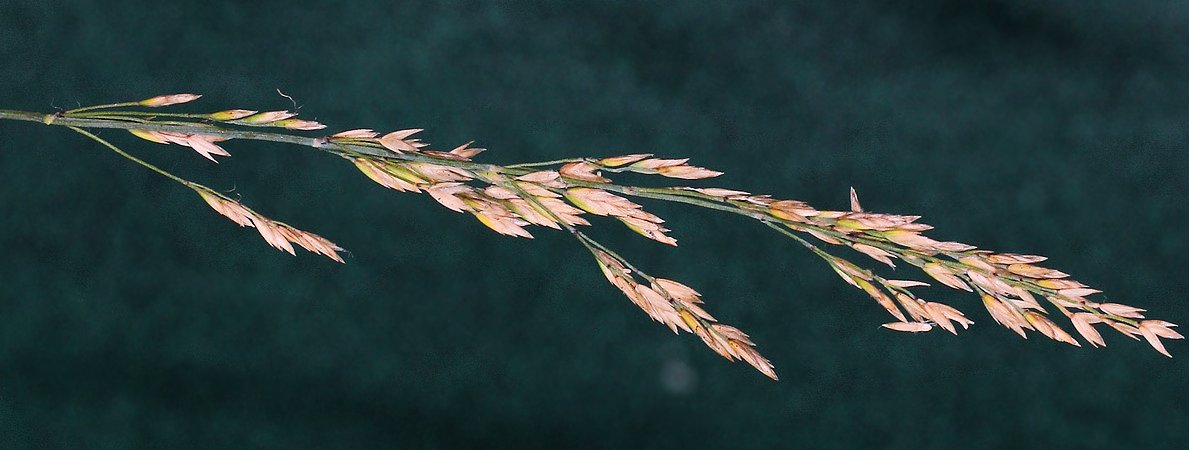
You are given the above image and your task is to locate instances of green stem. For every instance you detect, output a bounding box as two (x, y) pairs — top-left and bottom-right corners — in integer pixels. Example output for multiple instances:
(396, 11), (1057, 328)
(506, 158), (586, 168)
(73, 111), (214, 119)
(66, 126), (191, 187)
(64, 102), (140, 114)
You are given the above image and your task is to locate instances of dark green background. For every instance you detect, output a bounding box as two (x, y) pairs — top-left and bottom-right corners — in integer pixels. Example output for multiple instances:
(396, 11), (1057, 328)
(1, 1), (1186, 448)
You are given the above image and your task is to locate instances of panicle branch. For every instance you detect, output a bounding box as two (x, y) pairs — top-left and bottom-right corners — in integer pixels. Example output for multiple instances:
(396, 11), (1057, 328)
(194, 187), (345, 263)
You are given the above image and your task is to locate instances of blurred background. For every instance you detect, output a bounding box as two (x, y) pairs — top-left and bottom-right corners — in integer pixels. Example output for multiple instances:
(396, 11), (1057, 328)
(1, 1), (1186, 448)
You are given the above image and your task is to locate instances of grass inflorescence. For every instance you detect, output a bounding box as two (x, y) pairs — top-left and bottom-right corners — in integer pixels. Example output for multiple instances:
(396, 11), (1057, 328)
(0, 93), (1180, 380)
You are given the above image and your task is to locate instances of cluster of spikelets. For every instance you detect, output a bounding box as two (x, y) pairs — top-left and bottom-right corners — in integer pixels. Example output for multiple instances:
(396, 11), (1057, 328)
(194, 187), (344, 263)
(592, 250), (776, 378)
(37, 93), (1182, 380)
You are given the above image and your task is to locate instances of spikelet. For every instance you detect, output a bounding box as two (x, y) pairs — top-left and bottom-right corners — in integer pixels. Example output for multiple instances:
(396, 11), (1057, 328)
(1098, 303), (1146, 318)
(1007, 264), (1070, 279)
(353, 158), (420, 192)
(423, 141), (487, 161)
(655, 165), (723, 179)
(598, 154), (651, 167)
(448, 141), (486, 159)
(1138, 320), (1183, 357)
(239, 110), (297, 124)
(138, 93), (202, 107)
(856, 279), (906, 322)
(882, 322), (932, 333)
(1024, 312), (1080, 346)
(1070, 313), (1106, 348)
(851, 243), (896, 268)
(564, 188), (676, 245)
(128, 130), (232, 162)
(409, 163), (474, 182)
(330, 128), (380, 139)
(629, 157), (688, 170)
(685, 187), (751, 199)
(379, 128), (425, 153)
(982, 294), (1031, 339)
(274, 119), (327, 130)
(559, 161), (610, 183)
(208, 109), (258, 121)
(987, 253), (1048, 264)
(424, 183), (474, 213)
(468, 199), (533, 238)
(921, 263), (972, 292)
(893, 294), (924, 321)
(516, 171), (561, 184)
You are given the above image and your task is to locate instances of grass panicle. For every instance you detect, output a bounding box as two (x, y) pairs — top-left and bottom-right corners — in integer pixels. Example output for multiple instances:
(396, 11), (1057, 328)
(0, 94), (1179, 379)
